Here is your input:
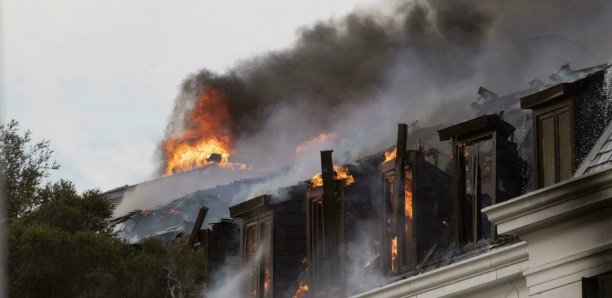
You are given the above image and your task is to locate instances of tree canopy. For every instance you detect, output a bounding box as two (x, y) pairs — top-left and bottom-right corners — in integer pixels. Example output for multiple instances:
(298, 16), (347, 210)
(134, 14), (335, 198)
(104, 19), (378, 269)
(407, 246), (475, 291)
(3, 120), (206, 297)
(1, 119), (59, 220)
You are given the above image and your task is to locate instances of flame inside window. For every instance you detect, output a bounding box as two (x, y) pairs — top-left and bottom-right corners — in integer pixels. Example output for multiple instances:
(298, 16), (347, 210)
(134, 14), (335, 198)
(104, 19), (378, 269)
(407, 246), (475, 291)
(405, 171), (413, 219)
(391, 236), (398, 272)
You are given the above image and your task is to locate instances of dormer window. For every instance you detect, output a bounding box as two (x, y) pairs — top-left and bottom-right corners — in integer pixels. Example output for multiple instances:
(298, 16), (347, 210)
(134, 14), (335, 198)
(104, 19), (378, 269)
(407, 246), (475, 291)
(230, 196), (273, 298)
(537, 105), (572, 187)
(521, 84), (575, 188)
(439, 114), (524, 245)
(305, 150), (354, 296)
(521, 70), (612, 188)
(229, 192), (307, 298)
(381, 124), (452, 275)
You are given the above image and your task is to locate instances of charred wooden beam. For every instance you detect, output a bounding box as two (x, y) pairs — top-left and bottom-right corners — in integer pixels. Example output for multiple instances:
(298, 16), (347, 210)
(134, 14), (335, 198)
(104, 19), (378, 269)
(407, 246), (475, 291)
(393, 124), (408, 271)
(188, 206), (209, 246)
(320, 150), (340, 297)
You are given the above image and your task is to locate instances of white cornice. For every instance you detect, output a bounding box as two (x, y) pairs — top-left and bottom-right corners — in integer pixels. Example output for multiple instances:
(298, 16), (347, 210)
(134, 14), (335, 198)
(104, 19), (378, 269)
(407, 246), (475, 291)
(483, 167), (612, 235)
(351, 242), (528, 298)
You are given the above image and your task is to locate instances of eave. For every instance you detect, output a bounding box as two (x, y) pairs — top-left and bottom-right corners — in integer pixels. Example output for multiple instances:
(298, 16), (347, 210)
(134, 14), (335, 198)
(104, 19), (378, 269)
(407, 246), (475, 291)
(483, 167), (612, 235)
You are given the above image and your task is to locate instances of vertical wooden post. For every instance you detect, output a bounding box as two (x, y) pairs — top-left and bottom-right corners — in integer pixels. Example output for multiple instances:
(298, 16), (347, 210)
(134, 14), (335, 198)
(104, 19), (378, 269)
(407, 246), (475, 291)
(320, 150), (339, 297)
(393, 124), (408, 271)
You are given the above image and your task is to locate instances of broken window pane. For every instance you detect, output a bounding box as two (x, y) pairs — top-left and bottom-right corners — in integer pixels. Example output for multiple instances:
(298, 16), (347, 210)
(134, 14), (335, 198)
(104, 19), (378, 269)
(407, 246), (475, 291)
(462, 138), (493, 241)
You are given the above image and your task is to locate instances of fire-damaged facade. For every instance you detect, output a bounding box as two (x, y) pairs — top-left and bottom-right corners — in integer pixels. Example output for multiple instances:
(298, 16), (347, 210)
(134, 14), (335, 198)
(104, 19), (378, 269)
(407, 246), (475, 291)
(105, 63), (612, 297)
(352, 66), (612, 298)
(228, 185), (308, 298)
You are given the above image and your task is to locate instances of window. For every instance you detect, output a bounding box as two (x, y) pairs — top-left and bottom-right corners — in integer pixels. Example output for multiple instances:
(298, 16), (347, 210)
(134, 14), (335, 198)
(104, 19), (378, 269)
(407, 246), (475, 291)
(306, 181), (346, 296)
(583, 272), (612, 297)
(381, 160), (416, 275)
(243, 216), (272, 298)
(457, 138), (494, 242)
(307, 195), (326, 294)
(537, 107), (573, 187)
(439, 114), (524, 246)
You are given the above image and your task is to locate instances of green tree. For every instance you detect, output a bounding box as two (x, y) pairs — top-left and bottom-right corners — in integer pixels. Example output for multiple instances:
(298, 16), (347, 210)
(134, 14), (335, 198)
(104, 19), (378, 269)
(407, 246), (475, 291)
(1, 119), (59, 220)
(25, 180), (114, 235)
(4, 120), (207, 297)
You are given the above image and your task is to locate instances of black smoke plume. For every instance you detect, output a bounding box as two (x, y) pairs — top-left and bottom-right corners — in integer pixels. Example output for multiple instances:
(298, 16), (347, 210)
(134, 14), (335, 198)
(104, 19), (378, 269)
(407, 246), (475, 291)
(160, 0), (612, 174)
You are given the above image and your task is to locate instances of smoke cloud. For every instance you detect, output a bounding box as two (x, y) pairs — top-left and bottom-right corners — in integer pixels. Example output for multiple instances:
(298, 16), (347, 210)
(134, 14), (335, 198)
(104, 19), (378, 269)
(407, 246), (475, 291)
(113, 0), (612, 214)
(161, 0), (611, 173)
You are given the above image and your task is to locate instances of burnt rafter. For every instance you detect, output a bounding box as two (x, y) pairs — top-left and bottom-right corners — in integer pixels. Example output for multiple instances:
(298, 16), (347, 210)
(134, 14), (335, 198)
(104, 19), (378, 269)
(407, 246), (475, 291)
(320, 150), (340, 282)
(188, 206), (209, 246)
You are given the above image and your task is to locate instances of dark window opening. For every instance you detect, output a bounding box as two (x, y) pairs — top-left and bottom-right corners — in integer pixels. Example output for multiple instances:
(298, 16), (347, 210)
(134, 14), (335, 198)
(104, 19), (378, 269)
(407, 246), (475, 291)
(458, 138), (494, 242)
(306, 177), (347, 296)
(583, 272), (612, 298)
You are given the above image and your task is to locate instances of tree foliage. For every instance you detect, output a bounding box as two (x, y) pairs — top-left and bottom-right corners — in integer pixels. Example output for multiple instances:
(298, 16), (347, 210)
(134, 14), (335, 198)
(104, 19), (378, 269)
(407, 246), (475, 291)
(4, 120), (207, 297)
(1, 119), (59, 220)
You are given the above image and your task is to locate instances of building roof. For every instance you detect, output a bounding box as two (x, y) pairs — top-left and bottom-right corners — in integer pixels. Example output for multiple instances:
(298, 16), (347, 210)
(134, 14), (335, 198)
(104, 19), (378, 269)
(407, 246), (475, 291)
(575, 118), (612, 176)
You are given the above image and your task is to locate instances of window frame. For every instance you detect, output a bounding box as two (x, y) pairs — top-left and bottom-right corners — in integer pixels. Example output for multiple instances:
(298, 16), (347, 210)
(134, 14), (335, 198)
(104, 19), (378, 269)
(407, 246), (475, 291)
(380, 154), (417, 275)
(305, 180), (347, 296)
(240, 212), (274, 298)
(453, 130), (498, 244)
(533, 98), (575, 188)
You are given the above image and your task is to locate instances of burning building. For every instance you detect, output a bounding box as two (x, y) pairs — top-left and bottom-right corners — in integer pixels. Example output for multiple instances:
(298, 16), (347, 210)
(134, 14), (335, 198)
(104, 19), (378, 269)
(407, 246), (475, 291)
(105, 63), (612, 298)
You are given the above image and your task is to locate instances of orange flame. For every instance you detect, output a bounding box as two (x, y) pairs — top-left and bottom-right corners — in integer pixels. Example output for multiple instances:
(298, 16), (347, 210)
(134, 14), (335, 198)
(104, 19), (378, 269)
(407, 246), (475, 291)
(405, 171), (413, 219)
(391, 236), (398, 272)
(292, 282), (309, 298)
(384, 147), (397, 162)
(163, 87), (249, 175)
(295, 132), (337, 155)
(309, 165), (355, 187)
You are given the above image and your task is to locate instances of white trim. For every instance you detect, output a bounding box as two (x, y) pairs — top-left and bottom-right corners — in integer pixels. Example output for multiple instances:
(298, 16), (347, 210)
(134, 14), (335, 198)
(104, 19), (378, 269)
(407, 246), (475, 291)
(482, 167), (612, 235)
(524, 242), (612, 294)
(351, 242), (528, 298)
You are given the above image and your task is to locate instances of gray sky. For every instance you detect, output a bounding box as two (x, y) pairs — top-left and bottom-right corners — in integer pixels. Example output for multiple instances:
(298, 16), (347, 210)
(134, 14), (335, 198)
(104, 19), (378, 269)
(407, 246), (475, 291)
(1, 0), (382, 191)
